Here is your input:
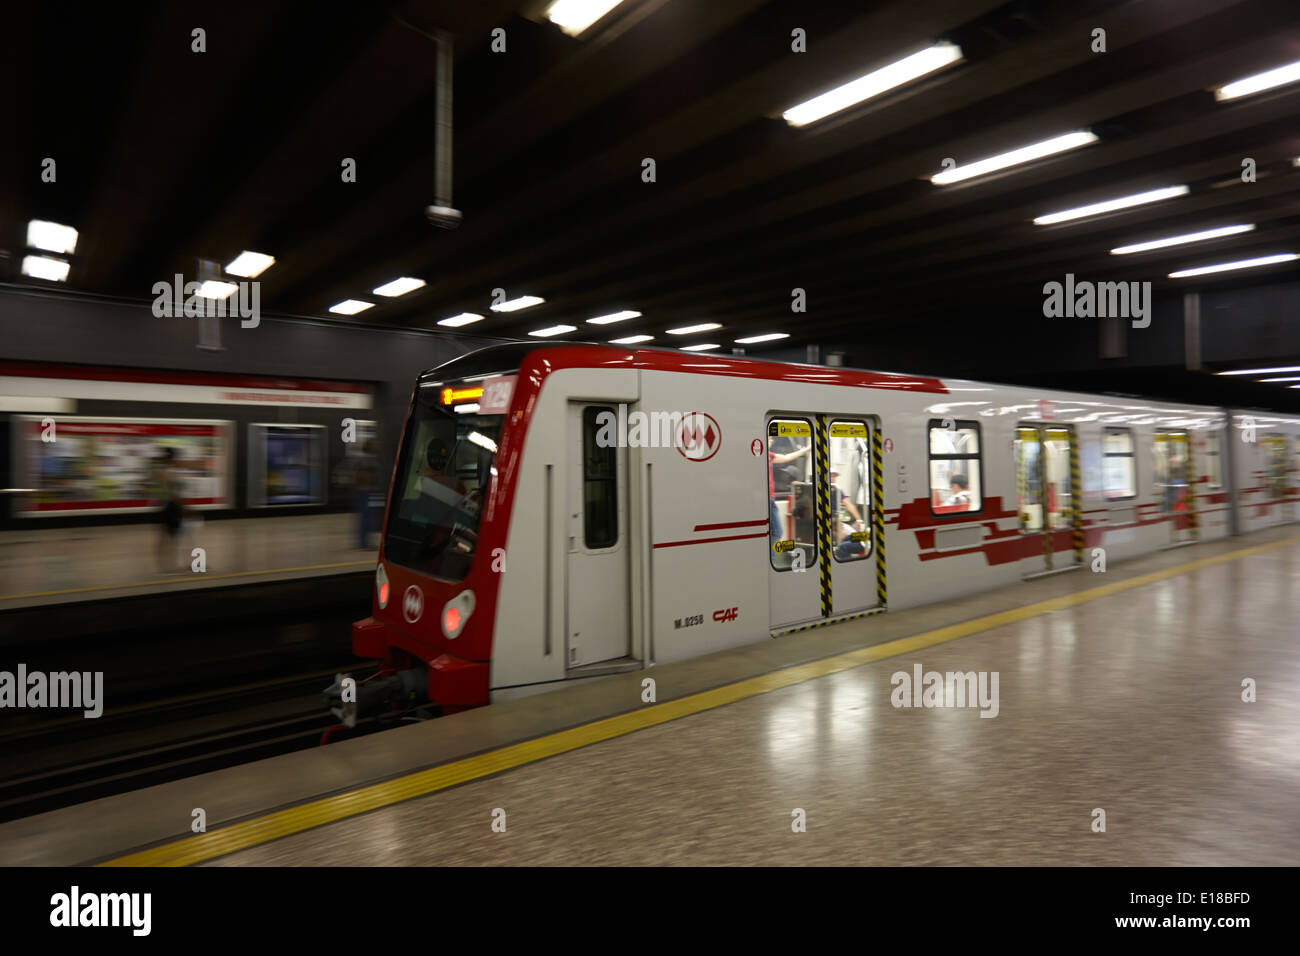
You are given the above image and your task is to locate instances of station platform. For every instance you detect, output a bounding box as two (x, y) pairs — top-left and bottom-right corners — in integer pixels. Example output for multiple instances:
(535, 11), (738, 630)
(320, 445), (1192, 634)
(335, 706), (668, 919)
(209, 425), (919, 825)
(3, 524), (1298, 867)
(0, 513), (374, 610)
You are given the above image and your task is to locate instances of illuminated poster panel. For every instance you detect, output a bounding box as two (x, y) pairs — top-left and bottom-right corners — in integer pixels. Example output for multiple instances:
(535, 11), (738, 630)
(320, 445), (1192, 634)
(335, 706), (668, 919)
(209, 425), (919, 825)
(15, 416), (233, 516)
(247, 423), (326, 507)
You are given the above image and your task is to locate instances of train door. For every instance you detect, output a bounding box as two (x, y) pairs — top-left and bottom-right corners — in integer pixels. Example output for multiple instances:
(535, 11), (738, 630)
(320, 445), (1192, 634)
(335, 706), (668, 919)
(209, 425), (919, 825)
(827, 419), (877, 616)
(768, 416), (820, 629)
(1263, 434), (1289, 526)
(767, 414), (882, 631)
(1153, 431), (1197, 543)
(1014, 424), (1078, 575)
(566, 403), (630, 667)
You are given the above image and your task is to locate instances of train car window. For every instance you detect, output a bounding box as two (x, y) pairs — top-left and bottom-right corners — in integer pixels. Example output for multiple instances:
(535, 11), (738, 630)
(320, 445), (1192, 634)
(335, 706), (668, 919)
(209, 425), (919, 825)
(1204, 430), (1222, 489)
(928, 420), (983, 517)
(768, 418), (816, 572)
(383, 383), (503, 581)
(1102, 428), (1136, 500)
(1153, 432), (1190, 515)
(582, 406), (618, 549)
(829, 420), (872, 562)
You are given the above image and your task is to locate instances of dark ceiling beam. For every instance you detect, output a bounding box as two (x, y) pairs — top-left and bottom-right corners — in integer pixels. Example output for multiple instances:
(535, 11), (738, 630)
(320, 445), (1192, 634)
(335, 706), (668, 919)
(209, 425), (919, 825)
(75, 2), (287, 290)
(360, 0), (1257, 327)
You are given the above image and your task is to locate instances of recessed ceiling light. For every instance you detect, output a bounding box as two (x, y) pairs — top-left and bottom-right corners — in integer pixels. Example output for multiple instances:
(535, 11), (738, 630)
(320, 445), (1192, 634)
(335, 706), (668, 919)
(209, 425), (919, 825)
(26, 220), (78, 254)
(666, 323), (722, 335)
(329, 299), (374, 315)
(198, 280), (239, 300)
(1111, 224), (1255, 255)
(438, 312), (484, 327)
(373, 276), (427, 297)
(1215, 58), (1300, 101)
(735, 333), (790, 344)
(587, 310), (641, 325)
(491, 295), (546, 312)
(783, 42), (964, 127)
(1217, 365), (1300, 375)
(529, 324), (577, 337)
(931, 131), (1098, 185)
(225, 251), (275, 277)
(610, 334), (652, 344)
(681, 343), (720, 351)
(1169, 253), (1298, 278)
(1035, 186), (1188, 225)
(546, 0), (625, 37)
(21, 255), (70, 281)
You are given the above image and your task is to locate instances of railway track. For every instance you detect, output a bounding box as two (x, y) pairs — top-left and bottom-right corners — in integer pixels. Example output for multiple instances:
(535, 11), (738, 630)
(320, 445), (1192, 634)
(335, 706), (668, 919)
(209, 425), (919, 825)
(0, 668), (385, 822)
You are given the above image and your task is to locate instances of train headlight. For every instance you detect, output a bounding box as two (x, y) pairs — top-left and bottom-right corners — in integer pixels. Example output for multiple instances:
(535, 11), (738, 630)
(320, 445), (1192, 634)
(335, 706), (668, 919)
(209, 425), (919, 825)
(376, 563), (390, 609)
(442, 590), (474, 639)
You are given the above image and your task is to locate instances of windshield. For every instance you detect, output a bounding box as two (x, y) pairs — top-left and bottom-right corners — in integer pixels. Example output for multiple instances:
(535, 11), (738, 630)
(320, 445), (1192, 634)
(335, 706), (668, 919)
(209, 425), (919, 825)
(384, 383), (502, 582)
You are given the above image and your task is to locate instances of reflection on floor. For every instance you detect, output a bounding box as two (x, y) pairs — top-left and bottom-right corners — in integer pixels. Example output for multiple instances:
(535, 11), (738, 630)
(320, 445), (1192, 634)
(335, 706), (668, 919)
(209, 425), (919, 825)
(213, 536), (1300, 866)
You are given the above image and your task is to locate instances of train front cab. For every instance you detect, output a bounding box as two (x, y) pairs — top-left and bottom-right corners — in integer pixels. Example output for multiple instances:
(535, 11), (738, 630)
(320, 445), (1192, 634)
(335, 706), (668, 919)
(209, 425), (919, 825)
(350, 344), (545, 717)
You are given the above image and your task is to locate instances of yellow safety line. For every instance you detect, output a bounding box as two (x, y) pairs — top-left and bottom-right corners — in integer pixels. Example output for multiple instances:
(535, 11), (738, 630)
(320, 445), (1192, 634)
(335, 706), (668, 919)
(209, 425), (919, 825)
(0, 560), (373, 603)
(100, 532), (1300, 867)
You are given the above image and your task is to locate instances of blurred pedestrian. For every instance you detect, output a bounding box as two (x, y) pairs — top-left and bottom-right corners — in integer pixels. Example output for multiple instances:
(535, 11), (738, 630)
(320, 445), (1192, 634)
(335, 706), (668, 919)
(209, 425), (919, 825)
(156, 447), (185, 572)
(352, 439), (381, 549)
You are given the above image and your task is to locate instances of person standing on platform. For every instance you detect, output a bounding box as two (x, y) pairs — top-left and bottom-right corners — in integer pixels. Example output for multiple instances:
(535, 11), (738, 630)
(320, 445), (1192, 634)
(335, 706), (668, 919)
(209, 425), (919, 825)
(352, 439), (381, 549)
(156, 446), (185, 572)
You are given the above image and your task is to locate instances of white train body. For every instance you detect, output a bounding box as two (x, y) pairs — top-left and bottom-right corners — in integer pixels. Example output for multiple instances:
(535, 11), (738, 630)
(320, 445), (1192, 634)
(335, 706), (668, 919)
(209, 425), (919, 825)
(351, 344), (1300, 711)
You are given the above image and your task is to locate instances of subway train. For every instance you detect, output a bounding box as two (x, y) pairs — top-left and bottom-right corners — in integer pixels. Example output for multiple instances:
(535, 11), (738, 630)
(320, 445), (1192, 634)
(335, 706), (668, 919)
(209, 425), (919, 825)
(334, 342), (1300, 721)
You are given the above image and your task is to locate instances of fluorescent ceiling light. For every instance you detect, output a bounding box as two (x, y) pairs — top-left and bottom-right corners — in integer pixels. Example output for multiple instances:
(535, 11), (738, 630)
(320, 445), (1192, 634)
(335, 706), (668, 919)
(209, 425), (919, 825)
(1259, 377), (1300, 382)
(438, 312), (484, 327)
(491, 295), (545, 312)
(546, 0), (624, 37)
(225, 251), (275, 277)
(1217, 365), (1300, 376)
(1035, 186), (1188, 225)
(373, 276), (426, 297)
(666, 322), (721, 335)
(21, 255), (69, 281)
(528, 324), (577, 337)
(198, 280), (239, 300)
(783, 42), (964, 128)
(468, 431), (498, 453)
(1215, 59), (1300, 101)
(735, 333), (790, 344)
(610, 334), (653, 344)
(931, 131), (1098, 185)
(681, 343), (720, 351)
(587, 310), (641, 325)
(329, 299), (374, 315)
(26, 220), (78, 254)
(1169, 253), (1298, 278)
(1111, 224), (1255, 255)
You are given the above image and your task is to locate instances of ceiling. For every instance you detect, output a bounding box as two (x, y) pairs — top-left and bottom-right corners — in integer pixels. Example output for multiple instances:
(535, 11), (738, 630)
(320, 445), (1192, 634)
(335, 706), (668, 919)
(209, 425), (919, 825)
(6, 0), (1300, 380)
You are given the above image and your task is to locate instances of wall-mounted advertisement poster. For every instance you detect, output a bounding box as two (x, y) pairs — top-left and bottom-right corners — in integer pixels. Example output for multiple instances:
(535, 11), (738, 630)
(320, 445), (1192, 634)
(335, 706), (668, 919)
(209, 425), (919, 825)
(14, 416), (233, 516)
(248, 423), (326, 507)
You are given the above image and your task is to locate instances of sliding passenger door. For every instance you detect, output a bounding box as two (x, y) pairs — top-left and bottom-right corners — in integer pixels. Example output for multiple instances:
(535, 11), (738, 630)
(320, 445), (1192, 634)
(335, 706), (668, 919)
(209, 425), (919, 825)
(767, 416), (821, 629)
(1153, 431), (1197, 543)
(767, 414), (882, 631)
(1014, 424), (1079, 575)
(566, 403), (630, 667)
